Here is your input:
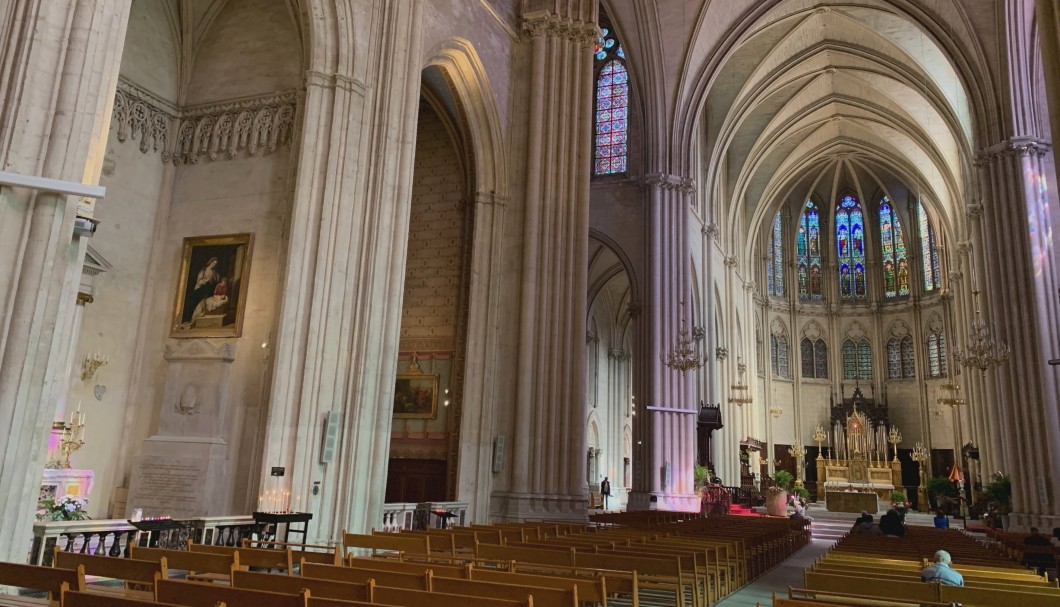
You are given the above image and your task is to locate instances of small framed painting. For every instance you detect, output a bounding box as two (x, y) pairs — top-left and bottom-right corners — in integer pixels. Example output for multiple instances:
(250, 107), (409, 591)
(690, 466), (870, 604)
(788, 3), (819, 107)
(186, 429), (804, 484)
(393, 374), (439, 419)
(170, 233), (254, 338)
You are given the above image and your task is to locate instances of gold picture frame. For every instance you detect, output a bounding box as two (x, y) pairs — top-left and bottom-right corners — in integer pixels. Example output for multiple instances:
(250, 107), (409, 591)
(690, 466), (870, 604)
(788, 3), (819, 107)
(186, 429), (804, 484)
(393, 374), (439, 419)
(170, 233), (254, 338)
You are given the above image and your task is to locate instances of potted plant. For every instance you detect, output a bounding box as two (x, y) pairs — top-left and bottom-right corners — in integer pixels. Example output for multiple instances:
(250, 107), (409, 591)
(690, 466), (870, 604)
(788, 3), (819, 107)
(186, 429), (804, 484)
(766, 470), (794, 516)
(926, 476), (958, 511)
(983, 474), (1012, 529)
(36, 495), (90, 521)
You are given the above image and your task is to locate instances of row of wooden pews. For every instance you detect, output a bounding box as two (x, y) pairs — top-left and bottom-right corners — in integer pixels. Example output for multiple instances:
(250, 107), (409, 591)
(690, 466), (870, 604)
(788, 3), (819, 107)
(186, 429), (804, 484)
(984, 528), (1060, 571)
(776, 524), (1060, 607)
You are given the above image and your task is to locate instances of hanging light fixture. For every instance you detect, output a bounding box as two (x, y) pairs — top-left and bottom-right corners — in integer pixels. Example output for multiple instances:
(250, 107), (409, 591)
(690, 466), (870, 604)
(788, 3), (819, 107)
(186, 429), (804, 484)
(728, 357), (752, 406)
(661, 301), (706, 374)
(953, 290), (1010, 374)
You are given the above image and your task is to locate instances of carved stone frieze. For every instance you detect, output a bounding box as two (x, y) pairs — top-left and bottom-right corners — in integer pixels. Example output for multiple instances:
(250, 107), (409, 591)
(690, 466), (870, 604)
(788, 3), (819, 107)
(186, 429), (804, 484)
(112, 77), (298, 164)
(644, 173), (696, 195)
(703, 223), (720, 240)
(975, 137), (1052, 165)
(163, 339), (236, 362)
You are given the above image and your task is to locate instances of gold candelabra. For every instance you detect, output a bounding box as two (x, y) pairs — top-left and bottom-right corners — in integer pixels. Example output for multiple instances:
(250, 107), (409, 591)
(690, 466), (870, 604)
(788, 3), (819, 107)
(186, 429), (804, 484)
(728, 358), (752, 406)
(788, 441), (806, 488)
(953, 290), (1009, 374)
(813, 425), (827, 459)
(911, 441), (929, 508)
(80, 350), (109, 382)
(661, 302), (706, 374)
(58, 417), (86, 469)
(888, 426), (902, 462)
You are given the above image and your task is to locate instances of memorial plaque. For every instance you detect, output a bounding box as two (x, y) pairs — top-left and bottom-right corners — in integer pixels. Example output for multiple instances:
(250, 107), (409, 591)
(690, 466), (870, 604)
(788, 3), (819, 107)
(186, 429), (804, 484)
(127, 456), (208, 518)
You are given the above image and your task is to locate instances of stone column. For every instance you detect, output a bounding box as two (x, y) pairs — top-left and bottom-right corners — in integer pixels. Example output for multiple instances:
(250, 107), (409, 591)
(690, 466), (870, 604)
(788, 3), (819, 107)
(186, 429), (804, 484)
(1037, 0), (1060, 182)
(0, 0), (131, 562)
(628, 175), (699, 512)
(975, 140), (1059, 530)
(496, 4), (596, 521)
(258, 2), (424, 541)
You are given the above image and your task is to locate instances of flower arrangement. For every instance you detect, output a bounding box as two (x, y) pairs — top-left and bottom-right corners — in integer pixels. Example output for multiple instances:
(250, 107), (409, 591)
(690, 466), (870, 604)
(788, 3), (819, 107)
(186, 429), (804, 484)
(36, 495), (90, 521)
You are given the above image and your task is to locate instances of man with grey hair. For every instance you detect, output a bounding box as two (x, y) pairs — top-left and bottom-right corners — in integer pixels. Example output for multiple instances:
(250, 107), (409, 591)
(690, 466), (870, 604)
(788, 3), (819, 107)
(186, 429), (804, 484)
(920, 550), (965, 586)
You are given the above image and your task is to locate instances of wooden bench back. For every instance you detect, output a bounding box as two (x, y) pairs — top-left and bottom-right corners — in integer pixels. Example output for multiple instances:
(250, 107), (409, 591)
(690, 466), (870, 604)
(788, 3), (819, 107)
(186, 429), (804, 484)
(155, 579), (308, 607)
(803, 571), (937, 603)
(131, 546), (238, 575)
(0, 561), (84, 596)
(372, 585), (528, 607)
(344, 531), (429, 556)
(940, 584), (1060, 607)
(345, 555), (465, 578)
(476, 543), (575, 566)
(306, 599), (375, 607)
(53, 549), (165, 584)
(243, 539), (343, 566)
(302, 561), (429, 591)
(468, 567), (606, 604)
(62, 589), (209, 607)
(189, 542), (294, 571)
(232, 569), (371, 602)
(431, 575), (577, 607)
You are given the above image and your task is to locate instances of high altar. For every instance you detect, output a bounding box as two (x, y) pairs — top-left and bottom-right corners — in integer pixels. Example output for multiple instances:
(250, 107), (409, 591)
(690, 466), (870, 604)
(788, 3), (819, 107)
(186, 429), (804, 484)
(816, 388), (902, 506)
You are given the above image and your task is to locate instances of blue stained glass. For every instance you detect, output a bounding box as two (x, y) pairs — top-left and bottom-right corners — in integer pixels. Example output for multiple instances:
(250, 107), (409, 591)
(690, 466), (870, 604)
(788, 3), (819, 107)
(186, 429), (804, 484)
(617, 46), (625, 58)
(879, 199), (908, 298)
(901, 336), (915, 377)
(594, 53), (628, 175)
(604, 38), (615, 48)
(595, 50), (606, 60)
(797, 202), (822, 300)
(919, 202), (941, 292)
(837, 195), (867, 299)
(768, 212), (784, 297)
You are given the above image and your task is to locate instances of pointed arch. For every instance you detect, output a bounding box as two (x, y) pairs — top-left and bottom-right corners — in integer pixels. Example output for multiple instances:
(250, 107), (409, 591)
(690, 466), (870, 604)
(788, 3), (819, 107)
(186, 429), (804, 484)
(879, 197), (910, 298)
(836, 195), (867, 300)
(796, 200), (823, 300)
(593, 21), (628, 175)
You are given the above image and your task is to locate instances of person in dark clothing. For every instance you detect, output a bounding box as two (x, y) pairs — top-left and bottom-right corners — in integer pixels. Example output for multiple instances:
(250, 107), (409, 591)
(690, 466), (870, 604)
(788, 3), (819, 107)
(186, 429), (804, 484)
(1024, 527), (1052, 546)
(879, 508), (906, 537)
(600, 477), (611, 510)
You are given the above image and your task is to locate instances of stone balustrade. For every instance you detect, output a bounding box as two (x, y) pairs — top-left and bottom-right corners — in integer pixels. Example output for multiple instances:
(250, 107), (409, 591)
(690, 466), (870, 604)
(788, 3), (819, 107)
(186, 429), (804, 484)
(381, 501), (468, 532)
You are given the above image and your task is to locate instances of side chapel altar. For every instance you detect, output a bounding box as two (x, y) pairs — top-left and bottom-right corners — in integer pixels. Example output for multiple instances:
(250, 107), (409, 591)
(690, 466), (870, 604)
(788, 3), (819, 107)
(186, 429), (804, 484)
(815, 387), (902, 513)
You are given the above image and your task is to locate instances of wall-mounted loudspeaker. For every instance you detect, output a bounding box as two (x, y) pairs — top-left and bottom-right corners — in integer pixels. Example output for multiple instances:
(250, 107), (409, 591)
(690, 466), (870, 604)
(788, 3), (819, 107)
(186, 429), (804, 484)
(492, 435), (506, 473)
(320, 410), (340, 464)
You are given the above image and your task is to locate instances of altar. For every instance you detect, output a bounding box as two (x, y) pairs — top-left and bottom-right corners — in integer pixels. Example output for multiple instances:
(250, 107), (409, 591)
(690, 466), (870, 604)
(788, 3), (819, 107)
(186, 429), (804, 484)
(815, 388), (903, 504)
(826, 491), (879, 513)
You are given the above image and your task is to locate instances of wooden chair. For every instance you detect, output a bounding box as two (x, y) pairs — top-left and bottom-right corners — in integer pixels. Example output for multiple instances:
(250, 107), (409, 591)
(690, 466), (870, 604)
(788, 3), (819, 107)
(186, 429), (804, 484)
(155, 579), (309, 607)
(0, 561), (84, 598)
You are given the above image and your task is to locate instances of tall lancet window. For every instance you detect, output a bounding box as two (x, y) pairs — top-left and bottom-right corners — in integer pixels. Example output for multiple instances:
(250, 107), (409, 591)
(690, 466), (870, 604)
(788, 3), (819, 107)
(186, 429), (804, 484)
(919, 202), (941, 292)
(836, 195), (867, 299)
(797, 201), (823, 300)
(842, 338), (873, 380)
(879, 198), (909, 298)
(927, 330), (948, 377)
(593, 26), (628, 175)
(767, 212), (785, 297)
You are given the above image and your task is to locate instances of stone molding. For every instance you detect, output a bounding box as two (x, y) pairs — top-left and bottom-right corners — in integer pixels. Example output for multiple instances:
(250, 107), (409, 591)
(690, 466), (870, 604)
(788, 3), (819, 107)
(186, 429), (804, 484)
(521, 12), (598, 46)
(975, 137), (1052, 164)
(112, 77), (298, 164)
(163, 339), (236, 362)
(643, 173), (696, 195)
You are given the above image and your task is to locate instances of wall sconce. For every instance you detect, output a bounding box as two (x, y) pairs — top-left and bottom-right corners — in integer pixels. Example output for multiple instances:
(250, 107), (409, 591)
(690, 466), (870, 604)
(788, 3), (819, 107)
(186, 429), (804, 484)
(80, 350), (109, 382)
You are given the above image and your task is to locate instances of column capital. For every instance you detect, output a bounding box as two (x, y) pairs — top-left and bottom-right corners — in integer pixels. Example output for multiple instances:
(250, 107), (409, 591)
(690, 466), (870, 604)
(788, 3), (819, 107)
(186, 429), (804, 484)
(643, 173), (695, 195)
(975, 137), (1052, 164)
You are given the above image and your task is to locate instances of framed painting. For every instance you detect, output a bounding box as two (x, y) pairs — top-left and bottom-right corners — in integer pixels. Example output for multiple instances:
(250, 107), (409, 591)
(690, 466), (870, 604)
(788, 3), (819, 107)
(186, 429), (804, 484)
(170, 233), (254, 338)
(393, 374), (439, 419)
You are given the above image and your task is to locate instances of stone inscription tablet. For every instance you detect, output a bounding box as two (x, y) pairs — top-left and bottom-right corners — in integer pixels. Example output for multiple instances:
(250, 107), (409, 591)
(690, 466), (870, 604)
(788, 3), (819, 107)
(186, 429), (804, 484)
(127, 456), (208, 518)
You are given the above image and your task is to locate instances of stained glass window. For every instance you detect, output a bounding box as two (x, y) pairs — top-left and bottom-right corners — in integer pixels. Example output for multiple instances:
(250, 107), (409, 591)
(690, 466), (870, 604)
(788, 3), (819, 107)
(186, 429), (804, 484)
(843, 338), (872, 380)
(928, 331), (947, 377)
(771, 335), (779, 376)
(919, 202), (941, 292)
(768, 212), (784, 297)
(901, 336), (915, 378)
(814, 340), (828, 379)
(887, 339), (901, 379)
(802, 338), (828, 379)
(879, 198), (909, 298)
(797, 201), (823, 300)
(594, 27), (628, 176)
(778, 336), (790, 378)
(836, 196), (867, 299)
(801, 338), (814, 378)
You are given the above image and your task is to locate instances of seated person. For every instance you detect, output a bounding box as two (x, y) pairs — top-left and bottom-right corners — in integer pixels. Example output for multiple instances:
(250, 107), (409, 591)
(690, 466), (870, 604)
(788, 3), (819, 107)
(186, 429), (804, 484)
(879, 509), (906, 537)
(1024, 527), (1052, 546)
(851, 515), (883, 536)
(921, 550), (964, 586)
(853, 510), (873, 526)
(933, 510), (950, 529)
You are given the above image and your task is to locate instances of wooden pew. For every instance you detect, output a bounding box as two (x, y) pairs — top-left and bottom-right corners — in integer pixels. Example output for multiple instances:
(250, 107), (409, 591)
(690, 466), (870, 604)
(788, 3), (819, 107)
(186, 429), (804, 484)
(940, 584), (1060, 607)
(783, 588), (951, 607)
(0, 561), (84, 598)
(61, 589), (212, 607)
(467, 568), (608, 607)
(52, 549), (164, 589)
(302, 562), (429, 591)
(244, 540), (343, 567)
(189, 542), (294, 574)
(155, 579), (308, 607)
(232, 570), (371, 602)
(345, 555), (466, 578)
(129, 546), (240, 581)
(803, 571), (937, 604)
(343, 532), (429, 558)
